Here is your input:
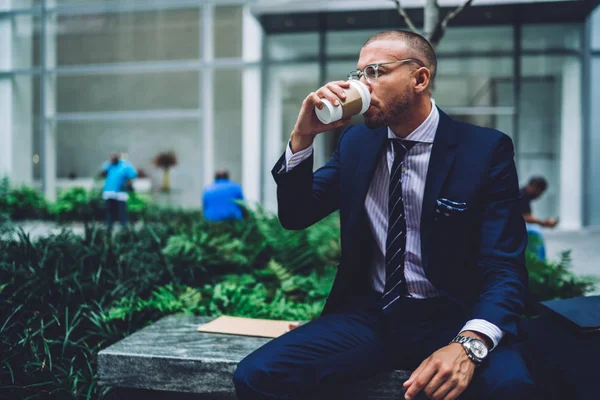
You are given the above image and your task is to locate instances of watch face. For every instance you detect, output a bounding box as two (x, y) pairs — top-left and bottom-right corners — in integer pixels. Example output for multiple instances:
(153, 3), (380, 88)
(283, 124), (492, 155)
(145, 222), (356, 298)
(470, 340), (488, 359)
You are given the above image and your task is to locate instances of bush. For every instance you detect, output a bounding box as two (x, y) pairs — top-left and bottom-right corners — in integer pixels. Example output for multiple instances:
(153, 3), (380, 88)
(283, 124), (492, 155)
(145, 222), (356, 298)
(0, 180), (49, 220)
(527, 250), (597, 303)
(52, 187), (97, 222)
(0, 209), (338, 399)
(51, 188), (150, 223)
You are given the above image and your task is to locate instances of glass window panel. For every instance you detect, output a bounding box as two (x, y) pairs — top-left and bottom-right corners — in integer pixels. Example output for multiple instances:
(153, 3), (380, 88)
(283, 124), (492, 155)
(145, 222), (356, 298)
(327, 26), (513, 58)
(522, 23), (582, 51)
(518, 158), (559, 220)
(214, 6), (242, 59)
(592, 6), (600, 50)
(56, 119), (203, 207)
(435, 57), (513, 105)
(262, 64), (320, 211)
(54, 0), (155, 5)
(0, 15), (42, 71)
(1, 75), (40, 184)
(518, 55), (581, 220)
(54, 8), (201, 66)
(213, 68), (243, 183)
(326, 29), (381, 58)
(435, 57), (514, 136)
(5, 0), (41, 10)
(588, 57), (600, 225)
(436, 26), (513, 53)
(267, 33), (319, 61)
(56, 70), (199, 113)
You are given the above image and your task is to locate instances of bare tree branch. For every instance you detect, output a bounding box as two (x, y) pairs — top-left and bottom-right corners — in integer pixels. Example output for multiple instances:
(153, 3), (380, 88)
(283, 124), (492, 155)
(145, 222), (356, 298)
(429, 0), (474, 48)
(390, 0), (419, 34)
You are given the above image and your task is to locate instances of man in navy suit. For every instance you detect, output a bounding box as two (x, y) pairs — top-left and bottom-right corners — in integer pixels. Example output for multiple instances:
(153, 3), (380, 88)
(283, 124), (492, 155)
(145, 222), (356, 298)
(234, 30), (535, 400)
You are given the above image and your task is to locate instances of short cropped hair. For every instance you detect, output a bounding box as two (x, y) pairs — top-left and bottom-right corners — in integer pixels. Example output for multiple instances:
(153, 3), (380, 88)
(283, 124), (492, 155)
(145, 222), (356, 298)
(215, 170), (230, 180)
(528, 176), (548, 191)
(363, 30), (437, 81)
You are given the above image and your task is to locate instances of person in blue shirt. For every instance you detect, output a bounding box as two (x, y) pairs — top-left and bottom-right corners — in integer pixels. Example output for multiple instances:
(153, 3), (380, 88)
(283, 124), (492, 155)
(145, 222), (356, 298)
(202, 169), (245, 222)
(519, 176), (558, 260)
(101, 153), (138, 230)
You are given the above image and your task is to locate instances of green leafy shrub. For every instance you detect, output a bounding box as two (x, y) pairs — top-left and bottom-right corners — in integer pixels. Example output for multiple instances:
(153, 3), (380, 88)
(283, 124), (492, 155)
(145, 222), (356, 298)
(52, 187), (95, 222)
(527, 250), (597, 303)
(51, 188), (150, 223)
(126, 192), (149, 217)
(0, 209), (338, 399)
(0, 180), (49, 220)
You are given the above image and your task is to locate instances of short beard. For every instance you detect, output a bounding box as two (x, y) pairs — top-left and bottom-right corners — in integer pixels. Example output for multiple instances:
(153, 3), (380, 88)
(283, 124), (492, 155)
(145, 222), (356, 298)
(363, 88), (412, 129)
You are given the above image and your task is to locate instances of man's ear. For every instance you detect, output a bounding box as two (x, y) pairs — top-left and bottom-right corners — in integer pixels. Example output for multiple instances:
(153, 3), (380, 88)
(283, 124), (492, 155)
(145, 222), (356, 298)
(414, 68), (431, 94)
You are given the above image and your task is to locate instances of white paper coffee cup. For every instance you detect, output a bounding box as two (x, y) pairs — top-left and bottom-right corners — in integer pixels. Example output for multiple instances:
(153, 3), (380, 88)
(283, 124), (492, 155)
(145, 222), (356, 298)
(315, 80), (371, 124)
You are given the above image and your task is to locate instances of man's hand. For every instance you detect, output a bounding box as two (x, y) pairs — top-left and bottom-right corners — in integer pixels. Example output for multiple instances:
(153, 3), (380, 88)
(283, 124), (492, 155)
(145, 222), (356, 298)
(402, 343), (476, 400)
(542, 218), (558, 228)
(290, 81), (352, 153)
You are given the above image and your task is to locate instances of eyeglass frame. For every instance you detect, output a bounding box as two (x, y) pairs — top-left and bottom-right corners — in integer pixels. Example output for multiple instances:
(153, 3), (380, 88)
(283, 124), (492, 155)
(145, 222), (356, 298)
(347, 58), (426, 83)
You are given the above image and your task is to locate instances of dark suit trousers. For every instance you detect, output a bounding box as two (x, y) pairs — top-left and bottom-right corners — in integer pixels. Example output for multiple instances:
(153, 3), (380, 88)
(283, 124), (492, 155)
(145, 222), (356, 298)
(233, 294), (536, 400)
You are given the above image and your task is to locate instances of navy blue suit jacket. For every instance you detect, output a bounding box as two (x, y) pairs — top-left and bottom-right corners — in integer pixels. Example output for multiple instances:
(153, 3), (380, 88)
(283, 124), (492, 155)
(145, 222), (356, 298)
(271, 109), (528, 336)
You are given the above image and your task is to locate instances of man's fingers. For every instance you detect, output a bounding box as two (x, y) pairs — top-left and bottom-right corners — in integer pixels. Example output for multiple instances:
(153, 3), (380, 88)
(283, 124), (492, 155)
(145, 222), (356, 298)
(317, 87), (341, 106)
(304, 92), (323, 110)
(330, 80), (350, 88)
(326, 82), (347, 100)
(442, 385), (465, 400)
(404, 359), (427, 387)
(404, 363), (437, 400)
(423, 367), (452, 399)
(429, 379), (455, 400)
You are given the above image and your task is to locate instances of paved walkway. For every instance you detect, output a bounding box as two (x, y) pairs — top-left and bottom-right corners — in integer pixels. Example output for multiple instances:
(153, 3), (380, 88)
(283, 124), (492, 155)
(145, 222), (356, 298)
(8, 221), (600, 294)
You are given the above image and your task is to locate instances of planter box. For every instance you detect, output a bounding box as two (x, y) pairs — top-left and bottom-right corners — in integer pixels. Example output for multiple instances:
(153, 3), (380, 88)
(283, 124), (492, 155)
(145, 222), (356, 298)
(98, 315), (419, 399)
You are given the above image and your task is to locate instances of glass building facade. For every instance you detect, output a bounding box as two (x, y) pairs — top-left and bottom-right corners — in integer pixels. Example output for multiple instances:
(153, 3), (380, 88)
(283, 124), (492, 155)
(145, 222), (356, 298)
(1, 0), (599, 228)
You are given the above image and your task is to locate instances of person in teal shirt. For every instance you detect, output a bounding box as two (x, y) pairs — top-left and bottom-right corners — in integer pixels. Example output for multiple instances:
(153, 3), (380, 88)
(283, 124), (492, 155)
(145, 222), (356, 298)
(101, 153), (137, 229)
(202, 170), (245, 222)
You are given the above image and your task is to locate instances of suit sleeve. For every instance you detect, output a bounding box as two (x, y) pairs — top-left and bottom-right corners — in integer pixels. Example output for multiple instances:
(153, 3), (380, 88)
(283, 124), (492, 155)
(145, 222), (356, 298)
(470, 134), (529, 337)
(271, 129), (349, 230)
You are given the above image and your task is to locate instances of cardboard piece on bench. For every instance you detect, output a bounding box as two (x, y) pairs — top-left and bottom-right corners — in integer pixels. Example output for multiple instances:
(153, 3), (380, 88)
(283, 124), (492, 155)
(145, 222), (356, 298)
(197, 316), (299, 338)
(539, 295), (600, 334)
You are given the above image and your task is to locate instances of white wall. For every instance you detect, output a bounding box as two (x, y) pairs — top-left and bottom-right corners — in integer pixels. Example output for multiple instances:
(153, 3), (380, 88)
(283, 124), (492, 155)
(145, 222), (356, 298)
(558, 57), (582, 229)
(242, 5), (263, 205)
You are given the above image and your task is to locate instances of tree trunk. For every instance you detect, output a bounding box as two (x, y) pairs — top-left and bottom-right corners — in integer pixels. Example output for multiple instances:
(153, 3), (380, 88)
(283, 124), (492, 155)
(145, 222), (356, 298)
(423, 0), (439, 42)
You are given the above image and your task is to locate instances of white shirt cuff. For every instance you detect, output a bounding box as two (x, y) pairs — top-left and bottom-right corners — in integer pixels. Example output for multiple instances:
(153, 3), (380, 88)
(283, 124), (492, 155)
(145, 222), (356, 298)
(284, 141), (313, 172)
(459, 319), (504, 351)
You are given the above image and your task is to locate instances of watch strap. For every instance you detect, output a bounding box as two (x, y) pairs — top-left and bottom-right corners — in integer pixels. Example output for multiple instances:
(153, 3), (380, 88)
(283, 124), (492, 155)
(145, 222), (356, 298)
(450, 335), (483, 366)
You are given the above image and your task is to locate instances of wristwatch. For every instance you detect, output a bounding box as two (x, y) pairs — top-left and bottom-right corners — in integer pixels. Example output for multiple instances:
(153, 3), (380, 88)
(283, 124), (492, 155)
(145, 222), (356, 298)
(450, 335), (489, 366)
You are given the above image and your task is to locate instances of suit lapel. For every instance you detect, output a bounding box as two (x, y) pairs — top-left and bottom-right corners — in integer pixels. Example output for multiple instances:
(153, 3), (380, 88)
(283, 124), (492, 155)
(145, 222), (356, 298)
(420, 110), (458, 268)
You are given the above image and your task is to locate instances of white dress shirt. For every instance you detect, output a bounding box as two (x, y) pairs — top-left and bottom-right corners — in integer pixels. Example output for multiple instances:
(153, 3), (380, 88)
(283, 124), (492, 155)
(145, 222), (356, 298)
(284, 99), (503, 349)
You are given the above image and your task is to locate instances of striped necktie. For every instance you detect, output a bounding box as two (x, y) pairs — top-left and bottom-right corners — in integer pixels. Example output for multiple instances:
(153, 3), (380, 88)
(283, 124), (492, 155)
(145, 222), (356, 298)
(381, 139), (416, 313)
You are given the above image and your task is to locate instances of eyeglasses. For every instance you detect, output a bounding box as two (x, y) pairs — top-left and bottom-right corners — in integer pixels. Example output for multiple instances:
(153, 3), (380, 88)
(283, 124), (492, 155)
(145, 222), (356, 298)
(347, 58), (425, 84)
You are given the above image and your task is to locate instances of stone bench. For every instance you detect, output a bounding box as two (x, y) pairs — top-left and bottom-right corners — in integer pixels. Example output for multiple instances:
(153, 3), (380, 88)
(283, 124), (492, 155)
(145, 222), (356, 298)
(98, 315), (422, 399)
